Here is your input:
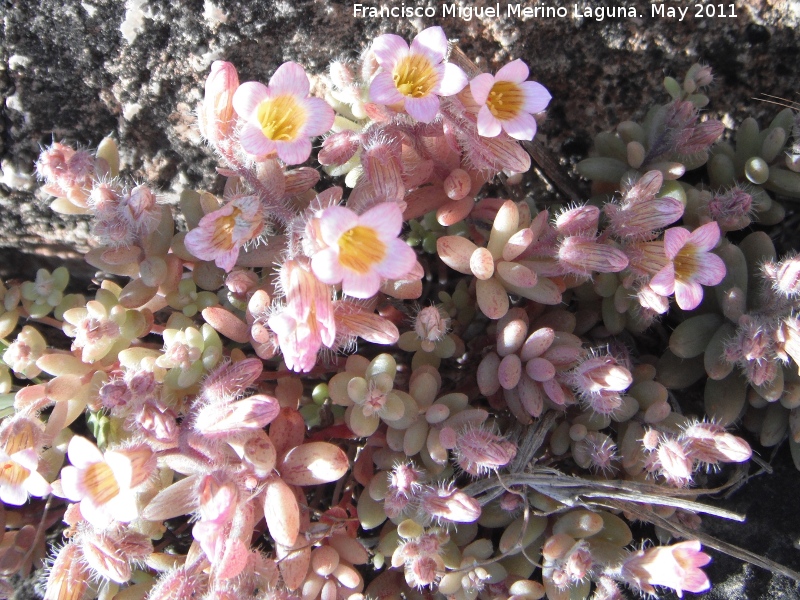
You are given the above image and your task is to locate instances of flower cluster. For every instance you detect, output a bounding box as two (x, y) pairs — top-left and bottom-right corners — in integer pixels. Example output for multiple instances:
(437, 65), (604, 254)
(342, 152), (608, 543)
(7, 31), (800, 600)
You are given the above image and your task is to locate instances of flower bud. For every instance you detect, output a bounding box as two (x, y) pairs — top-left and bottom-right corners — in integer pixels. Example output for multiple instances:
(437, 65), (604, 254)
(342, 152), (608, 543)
(200, 61), (240, 145)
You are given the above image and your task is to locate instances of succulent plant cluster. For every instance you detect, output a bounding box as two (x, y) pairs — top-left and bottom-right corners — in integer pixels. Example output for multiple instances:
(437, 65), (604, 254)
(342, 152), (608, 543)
(1, 26), (799, 600)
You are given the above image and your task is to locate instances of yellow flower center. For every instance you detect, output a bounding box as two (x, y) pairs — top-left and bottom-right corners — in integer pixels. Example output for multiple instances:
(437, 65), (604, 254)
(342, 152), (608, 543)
(673, 243), (701, 280)
(393, 54), (438, 99)
(257, 95), (306, 142)
(1, 461), (29, 487)
(83, 461), (120, 505)
(338, 226), (387, 274)
(212, 207), (241, 250)
(486, 80), (525, 121)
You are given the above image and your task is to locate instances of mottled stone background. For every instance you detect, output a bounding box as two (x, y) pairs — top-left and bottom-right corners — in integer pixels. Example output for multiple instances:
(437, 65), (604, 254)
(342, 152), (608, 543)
(2, 0), (800, 597)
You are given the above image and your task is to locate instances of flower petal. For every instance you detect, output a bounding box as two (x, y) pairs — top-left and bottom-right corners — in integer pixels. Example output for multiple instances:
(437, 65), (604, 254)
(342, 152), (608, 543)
(232, 81), (270, 119)
(240, 122), (276, 156)
(269, 61), (310, 97)
(674, 279), (704, 311)
(277, 137), (312, 166)
(496, 59), (529, 84)
(650, 264), (676, 296)
(404, 95), (440, 123)
(359, 202), (403, 237)
(342, 270), (382, 299)
(370, 71), (404, 105)
(520, 81), (552, 113)
(410, 26), (448, 65)
(216, 248), (240, 272)
(376, 239), (417, 280)
(477, 105), (502, 138)
(67, 436), (103, 469)
(663, 227), (691, 259)
(318, 206), (359, 246)
(300, 97), (335, 137)
(503, 111), (538, 141)
(372, 34), (408, 68)
(311, 248), (345, 285)
(470, 73), (495, 106)
(437, 62), (468, 96)
(687, 221), (721, 252)
(693, 252), (726, 286)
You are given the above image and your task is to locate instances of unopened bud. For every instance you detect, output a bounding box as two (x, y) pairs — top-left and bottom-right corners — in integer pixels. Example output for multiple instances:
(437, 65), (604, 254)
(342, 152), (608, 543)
(201, 61), (240, 145)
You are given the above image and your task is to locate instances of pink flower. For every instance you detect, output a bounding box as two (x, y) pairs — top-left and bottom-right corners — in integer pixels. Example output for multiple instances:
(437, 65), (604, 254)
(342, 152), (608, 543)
(469, 59), (551, 140)
(649, 222), (726, 310)
(310, 203), (417, 299)
(0, 447), (51, 506)
(233, 62), (334, 164)
(184, 194), (265, 272)
(59, 436), (154, 529)
(369, 26), (468, 123)
(268, 259), (335, 372)
(621, 540), (711, 597)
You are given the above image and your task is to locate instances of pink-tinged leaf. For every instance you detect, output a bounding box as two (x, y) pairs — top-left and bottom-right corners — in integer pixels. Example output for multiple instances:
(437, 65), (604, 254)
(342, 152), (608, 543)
(202, 306), (250, 343)
(503, 228), (535, 261)
(476, 277), (510, 320)
(336, 308), (399, 345)
(264, 478), (300, 547)
(470, 247), (495, 280)
(279, 442), (349, 486)
(436, 195), (474, 226)
(518, 373), (544, 418)
(437, 236), (479, 274)
(217, 539), (249, 580)
(269, 408), (306, 456)
(276, 539), (311, 590)
(498, 354), (522, 390)
(496, 261), (537, 288)
(477, 353), (501, 396)
(196, 395), (281, 436)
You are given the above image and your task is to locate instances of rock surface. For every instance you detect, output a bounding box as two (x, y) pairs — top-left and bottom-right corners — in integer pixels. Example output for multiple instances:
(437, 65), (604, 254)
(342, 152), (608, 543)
(2, 1), (800, 598)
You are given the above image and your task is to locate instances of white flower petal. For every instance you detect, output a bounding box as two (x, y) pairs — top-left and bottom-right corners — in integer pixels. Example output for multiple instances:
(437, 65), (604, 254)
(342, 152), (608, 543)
(370, 71), (404, 104)
(372, 34), (409, 68)
(342, 270), (382, 299)
(437, 62), (468, 96)
(318, 206), (359, 246)
(312, 248), (345, 285)
(277, 137), (312, 166)
(477, 105), (502, 137)
(359, 202), (403, 237)
(232, 81), (270, 119)
(496, 59), (530, 83)
(470, 73), (495, 105)
(240, 122), (276, 156)
(404, 95), (440, 123)
(269, 61), (310, 97)
(410, 26), (448, 65)
(520, 81), (552, 113)
(502, 111), (538, 141)
(300, 97), (335, 137)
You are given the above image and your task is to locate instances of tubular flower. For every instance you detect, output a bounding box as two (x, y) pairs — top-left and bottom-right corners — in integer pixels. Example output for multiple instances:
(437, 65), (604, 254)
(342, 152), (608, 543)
(59, 436), (155, 529)
(649, 222), (726, 310)
(184, 194), (265, 272)
(469, 59), (551, 140)
(369, 26), (468, 123)
(233, 61), (335, 165)
(267, 259), (336, 373)
(620, 540), (711, 597)
(310, 202), (417, 299)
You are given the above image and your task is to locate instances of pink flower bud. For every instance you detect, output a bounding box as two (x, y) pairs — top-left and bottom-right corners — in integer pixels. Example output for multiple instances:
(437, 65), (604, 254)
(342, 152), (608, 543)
(620, 540), (711, 597)
(194, 394), (281, 438)
(417, 484), (481, 523)
(453, 426), (517, 475)
(200, 358), (264, 404)
(200, 61), (240, 145)
(554, 205), (600, 236)
(318, 131), (361, 166)
(557, 236), (629, 276)
(414, 305), (450, 352)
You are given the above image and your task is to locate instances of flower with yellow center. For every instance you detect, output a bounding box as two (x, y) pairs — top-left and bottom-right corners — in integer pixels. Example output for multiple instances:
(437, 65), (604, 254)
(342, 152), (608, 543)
(0, 416), (51, 506)
(59, 436), (155, 529)
(649, 222), (726, 311)
(184, 194), (264, 272)
(311, 203), (417, 299)
(233, 62), (334, 165)
(469, 59), (552, 140)
(369, 26), (468, 123)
